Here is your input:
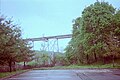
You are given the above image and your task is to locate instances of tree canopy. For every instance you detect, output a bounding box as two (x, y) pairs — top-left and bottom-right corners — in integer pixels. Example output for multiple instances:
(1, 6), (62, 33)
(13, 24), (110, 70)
(0, 17), (34, 72)
(65, 1), (120, 65)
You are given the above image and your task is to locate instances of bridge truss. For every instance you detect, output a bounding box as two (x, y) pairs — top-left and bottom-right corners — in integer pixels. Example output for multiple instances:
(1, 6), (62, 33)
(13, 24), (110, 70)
(23, 34), (72, 52)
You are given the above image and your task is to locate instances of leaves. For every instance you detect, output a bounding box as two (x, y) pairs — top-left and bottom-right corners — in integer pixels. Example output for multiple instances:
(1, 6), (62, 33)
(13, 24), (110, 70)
(65, 1), (120, 64)
(0, 16), (34, 70)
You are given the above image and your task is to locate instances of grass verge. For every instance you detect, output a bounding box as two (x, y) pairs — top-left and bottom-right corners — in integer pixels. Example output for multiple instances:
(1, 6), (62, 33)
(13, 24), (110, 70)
(33, 64), (120, 70)
(0, 69), (29, 79)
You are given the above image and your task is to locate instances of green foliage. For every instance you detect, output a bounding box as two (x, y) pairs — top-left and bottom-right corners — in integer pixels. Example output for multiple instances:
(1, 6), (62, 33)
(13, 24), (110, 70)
(54, 52), (68, 65)
(65, 1), (120, 65)
(33, 50), (67, 66)
(0, 16), (34, 72)
(33, 50), (51, 66)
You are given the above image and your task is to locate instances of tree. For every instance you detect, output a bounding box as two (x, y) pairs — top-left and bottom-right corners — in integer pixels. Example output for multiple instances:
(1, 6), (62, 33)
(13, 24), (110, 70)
(81, 1), (116, 63)
(0, 19), (21, 72)
(34, 50), (50, 66)
(54, 52), (67, 66)
(65, 1), (120, 65)
(0, 16), (34, 72)
(17, 40), (35, 68)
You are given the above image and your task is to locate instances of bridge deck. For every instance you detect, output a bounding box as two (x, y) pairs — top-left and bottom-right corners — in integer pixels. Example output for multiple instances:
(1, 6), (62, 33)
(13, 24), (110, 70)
(23, 34), (72, 41)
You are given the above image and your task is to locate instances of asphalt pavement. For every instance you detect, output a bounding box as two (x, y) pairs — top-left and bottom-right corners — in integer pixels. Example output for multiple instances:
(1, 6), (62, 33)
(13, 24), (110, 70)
(74, 69), (120, 80)
(7, 70), (80, 80)
(7, 69), (120, 80)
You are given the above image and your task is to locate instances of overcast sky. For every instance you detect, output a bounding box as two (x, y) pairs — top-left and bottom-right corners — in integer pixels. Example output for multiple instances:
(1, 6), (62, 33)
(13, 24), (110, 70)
(0, 0), (119, 51)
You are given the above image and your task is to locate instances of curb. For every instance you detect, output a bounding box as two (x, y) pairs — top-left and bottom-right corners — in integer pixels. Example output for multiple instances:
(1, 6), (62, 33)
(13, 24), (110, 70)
(0, 69), (31, 80)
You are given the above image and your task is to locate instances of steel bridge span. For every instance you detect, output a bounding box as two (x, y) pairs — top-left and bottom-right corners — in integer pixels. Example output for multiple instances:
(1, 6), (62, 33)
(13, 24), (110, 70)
(23, 34), (72, 52)
(24, 34), (72, 41)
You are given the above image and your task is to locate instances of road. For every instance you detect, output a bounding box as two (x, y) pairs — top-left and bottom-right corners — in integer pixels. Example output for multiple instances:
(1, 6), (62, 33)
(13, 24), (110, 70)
(7, 69), (120, 80)
(7, 70), (80, 80)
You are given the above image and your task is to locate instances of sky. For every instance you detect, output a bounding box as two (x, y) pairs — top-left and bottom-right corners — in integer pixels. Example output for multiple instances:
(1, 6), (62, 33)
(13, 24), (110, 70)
(0, 0), (120, 51)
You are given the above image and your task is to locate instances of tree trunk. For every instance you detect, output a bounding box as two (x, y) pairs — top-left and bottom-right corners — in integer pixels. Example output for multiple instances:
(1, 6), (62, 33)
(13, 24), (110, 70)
(9, 61), (12, 72)
(13, 62), (16, 71)
(112, 55), (115, 67)
(86, 54), (89, 64)
(24, 61), (26, 68)
(94, 52), (97, 62)
(103, 57), (105, 64)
